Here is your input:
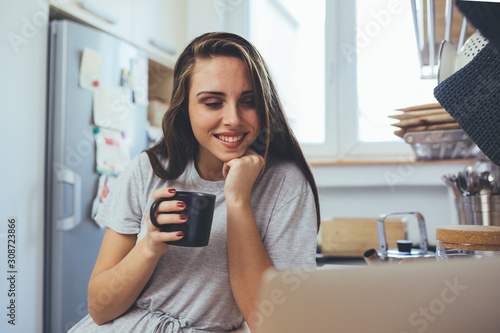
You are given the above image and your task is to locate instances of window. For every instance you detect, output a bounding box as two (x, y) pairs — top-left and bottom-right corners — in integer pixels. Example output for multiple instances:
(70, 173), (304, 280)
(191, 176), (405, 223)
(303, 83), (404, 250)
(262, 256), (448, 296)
(355, 0), (437, 143)
(249, 0), (437, 161)
(249, 0), (325, 144)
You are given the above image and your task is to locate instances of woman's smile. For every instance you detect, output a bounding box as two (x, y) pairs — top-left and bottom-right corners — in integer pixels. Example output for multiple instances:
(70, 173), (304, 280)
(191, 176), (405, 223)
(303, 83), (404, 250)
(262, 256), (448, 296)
(214, 132), (247, 147)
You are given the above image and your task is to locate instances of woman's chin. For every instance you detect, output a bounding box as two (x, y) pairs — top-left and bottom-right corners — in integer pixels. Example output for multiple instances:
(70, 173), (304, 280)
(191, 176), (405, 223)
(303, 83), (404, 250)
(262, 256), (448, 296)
(219, 151), (246, 163)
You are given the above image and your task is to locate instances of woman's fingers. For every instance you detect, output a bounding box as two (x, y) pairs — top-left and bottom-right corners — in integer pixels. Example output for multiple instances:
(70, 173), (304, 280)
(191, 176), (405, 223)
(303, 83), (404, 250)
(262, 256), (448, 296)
(150, 188), (187, 225)
(222, 161), (231, 179)
(244, 149), (265, 168)
(152, 187), (177, 201)
(146, 187), (186, 254)
(154, 212), (188, 225)
(148, 226), (185, 243)
(223, 150), (264, 179)
(155, 200), (186, 213)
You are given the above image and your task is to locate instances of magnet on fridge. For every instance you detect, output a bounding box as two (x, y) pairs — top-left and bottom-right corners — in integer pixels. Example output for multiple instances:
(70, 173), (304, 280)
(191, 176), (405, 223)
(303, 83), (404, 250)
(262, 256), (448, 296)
(93, 127), (99, 134)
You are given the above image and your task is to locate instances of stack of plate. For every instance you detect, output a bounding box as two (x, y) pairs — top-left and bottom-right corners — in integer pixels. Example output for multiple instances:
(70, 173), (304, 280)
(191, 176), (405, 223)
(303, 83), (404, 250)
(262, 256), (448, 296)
(390, 102), (461, 138)
(390, 103), (478, 160)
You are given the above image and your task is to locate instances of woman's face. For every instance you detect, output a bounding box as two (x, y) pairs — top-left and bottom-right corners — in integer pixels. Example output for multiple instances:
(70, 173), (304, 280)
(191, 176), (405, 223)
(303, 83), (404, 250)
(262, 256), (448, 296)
(188, 56), (261, 174)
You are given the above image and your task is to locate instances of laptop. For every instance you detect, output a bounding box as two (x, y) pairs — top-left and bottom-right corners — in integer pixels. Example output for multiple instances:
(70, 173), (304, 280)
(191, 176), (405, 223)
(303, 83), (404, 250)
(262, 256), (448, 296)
(255, 257), (500, 333)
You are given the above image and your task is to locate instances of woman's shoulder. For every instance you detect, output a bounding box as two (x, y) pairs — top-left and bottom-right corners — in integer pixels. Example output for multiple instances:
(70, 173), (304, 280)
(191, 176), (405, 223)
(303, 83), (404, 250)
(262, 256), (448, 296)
(260, 156), (309, 191)
(133, 151), (153, 167)
(121, 152), (152, 177)
(264, 156), (306, 178)
(127, 151), (168, 176)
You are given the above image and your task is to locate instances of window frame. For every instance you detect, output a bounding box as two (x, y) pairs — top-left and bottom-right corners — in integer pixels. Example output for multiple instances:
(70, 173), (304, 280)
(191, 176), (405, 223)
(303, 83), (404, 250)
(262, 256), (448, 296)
(311, 0), (414, 162)
(246, 0), (416, 162)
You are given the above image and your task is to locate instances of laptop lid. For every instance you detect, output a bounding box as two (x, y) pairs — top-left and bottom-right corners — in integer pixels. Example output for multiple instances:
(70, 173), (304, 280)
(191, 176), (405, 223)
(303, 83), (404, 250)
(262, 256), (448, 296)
(255, 257), (500, 333)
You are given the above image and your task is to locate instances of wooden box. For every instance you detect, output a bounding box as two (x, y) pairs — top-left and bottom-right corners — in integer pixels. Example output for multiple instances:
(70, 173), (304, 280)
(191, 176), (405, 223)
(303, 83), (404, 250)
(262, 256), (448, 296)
(320, 218), (406, 257)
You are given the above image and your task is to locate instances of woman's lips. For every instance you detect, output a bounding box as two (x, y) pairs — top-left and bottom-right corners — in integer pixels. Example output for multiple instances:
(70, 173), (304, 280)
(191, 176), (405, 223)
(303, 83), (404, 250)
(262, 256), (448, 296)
(214, 133), (247, 148)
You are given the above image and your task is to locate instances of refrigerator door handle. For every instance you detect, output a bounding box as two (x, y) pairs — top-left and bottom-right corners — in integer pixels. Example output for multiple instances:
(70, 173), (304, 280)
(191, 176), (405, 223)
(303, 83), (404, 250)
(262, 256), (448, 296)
(57, 169), (82, 231)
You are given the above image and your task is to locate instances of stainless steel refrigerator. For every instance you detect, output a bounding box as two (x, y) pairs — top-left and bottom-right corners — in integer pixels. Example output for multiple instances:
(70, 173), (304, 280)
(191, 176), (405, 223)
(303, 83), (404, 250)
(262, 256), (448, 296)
(45, 19), (148, 333)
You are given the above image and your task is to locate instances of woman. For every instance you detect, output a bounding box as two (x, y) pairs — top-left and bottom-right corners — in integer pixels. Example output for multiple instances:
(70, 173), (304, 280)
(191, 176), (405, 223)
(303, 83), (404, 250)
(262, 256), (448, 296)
(69, 32), (320, 332)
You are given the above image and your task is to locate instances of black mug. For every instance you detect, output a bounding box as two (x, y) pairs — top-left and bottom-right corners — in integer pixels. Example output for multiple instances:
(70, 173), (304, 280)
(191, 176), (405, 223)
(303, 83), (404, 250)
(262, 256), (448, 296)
(149, 191), (216, 247)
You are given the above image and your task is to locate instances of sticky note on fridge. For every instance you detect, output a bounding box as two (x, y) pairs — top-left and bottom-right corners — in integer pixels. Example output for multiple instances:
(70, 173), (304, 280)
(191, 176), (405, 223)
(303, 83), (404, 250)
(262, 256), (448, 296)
(94, 128), (130, 175)
(130, 58), (149, 105)
(79, 47), (102, 90)
(91, 174), (117, 227)
(93, 85), (134, 131)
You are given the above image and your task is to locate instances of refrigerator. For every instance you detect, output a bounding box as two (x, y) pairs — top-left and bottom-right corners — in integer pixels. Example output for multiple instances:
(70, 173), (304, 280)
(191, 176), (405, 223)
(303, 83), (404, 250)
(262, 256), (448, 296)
(45, 19), (149, 333)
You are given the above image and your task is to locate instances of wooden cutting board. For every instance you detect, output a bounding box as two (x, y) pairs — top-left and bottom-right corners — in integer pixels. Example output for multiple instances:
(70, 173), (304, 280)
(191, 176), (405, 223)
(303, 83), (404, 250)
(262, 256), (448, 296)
(393, 122), (462, 138)
(391, 113), (456, 128)
(395, 102), (442, 112)
(388, 109), (447, 120)
(320, 218), (406, 257)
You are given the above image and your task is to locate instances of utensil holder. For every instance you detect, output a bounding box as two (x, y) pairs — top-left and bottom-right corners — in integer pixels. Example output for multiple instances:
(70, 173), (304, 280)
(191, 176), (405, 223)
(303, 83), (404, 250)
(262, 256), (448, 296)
(455, 195), (500, 226)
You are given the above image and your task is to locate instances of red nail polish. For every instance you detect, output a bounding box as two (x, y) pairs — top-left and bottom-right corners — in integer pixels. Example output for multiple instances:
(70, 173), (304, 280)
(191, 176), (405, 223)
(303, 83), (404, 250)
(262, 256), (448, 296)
(168, 188), (176, 193)
(177, 202), (185, 208)
(176, 232), (184, 237)
(180, 215), (188, 220)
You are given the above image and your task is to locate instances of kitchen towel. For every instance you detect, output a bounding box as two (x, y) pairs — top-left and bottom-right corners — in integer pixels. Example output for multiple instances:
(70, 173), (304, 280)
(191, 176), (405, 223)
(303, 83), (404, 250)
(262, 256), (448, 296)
(456, 0), (500, 53)
(434, 43), (500, 166)
(434, 1), (500, 166)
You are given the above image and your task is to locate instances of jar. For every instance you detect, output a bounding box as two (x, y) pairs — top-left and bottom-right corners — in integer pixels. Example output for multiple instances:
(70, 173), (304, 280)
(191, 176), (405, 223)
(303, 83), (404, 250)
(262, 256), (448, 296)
(436, 225), (500, 260)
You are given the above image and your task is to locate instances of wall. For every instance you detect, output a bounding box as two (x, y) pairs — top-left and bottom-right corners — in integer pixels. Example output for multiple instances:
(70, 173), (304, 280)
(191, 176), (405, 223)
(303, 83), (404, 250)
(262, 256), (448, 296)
(186, 0), (248, 41)
(0, 0), (48, 332)
(312, 162), (467, 244)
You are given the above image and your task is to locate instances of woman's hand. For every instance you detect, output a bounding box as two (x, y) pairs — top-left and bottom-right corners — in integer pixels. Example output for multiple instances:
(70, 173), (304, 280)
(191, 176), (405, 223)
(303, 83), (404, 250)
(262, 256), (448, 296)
(144, 188), (187, 257)
(222, 150), (265, 206)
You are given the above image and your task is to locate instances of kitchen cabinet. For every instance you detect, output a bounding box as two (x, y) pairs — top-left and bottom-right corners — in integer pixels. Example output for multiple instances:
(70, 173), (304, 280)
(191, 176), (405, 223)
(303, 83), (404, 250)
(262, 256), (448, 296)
(49, 0), (185, 70)
(49, 0), (134, 43)
(131, 0), (186, 69)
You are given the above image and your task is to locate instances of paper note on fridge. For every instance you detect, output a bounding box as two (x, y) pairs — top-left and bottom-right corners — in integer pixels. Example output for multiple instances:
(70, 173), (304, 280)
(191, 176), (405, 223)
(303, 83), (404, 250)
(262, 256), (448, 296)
(94, 127), (131, 175)
(79, 47), (102, 90)
(91, 174), (117, 228)
(93, 85), (134, 131)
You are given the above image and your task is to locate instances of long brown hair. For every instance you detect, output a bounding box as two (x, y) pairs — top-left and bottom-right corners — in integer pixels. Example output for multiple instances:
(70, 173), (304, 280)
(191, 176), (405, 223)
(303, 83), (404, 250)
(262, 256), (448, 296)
(145, 32), (321, 230)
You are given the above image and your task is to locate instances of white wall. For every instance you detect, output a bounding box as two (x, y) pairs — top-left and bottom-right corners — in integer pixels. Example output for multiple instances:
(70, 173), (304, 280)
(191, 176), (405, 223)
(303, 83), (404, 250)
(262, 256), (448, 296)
(0, 0), (47, 332)
(312, 162), (467, 245)
(186, 0), (224, 42)
(186, 0), (248, 43)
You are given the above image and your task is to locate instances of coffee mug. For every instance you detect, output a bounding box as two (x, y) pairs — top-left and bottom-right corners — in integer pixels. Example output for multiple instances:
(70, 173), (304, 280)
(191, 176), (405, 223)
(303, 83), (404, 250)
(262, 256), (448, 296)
(149, 191), (216, 247)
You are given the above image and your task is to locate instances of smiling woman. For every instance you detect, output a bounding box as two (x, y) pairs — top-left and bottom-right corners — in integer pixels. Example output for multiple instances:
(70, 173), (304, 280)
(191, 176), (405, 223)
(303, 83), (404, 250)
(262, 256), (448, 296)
(188, 56), (261, 180)
(68, 32), (320, 333)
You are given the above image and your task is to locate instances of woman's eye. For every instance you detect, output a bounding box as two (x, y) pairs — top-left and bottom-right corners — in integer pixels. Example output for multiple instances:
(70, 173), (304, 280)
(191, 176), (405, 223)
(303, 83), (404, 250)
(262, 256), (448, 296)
(241, 99), (255, 106)
(205, 102), (222, 108)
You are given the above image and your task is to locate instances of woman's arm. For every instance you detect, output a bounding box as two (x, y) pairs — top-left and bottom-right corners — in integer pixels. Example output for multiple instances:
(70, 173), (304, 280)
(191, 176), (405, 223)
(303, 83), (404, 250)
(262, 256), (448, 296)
(88, 187), (186, 325)
(223, 151), (274, 330)
(226, 202), (274, 329)
(87, 229), (163, 325)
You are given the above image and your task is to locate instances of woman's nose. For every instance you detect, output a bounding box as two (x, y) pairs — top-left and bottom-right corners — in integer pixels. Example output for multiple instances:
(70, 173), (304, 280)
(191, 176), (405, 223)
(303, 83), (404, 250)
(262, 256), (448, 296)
(222, 103), (242, 126)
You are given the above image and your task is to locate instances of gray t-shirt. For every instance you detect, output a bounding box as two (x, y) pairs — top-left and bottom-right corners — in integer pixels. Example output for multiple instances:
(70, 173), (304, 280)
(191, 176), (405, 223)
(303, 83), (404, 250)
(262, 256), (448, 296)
(69, 153), (317, 332)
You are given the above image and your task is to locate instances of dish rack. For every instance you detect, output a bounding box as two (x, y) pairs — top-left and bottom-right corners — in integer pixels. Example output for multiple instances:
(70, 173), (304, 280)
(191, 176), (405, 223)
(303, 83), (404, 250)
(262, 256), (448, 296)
(404, 129), (478, 160)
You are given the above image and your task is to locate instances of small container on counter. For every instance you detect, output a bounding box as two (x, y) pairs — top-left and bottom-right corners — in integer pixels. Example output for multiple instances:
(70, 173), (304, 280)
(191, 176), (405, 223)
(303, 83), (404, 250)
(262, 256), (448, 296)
(436, 225), (500, 260)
